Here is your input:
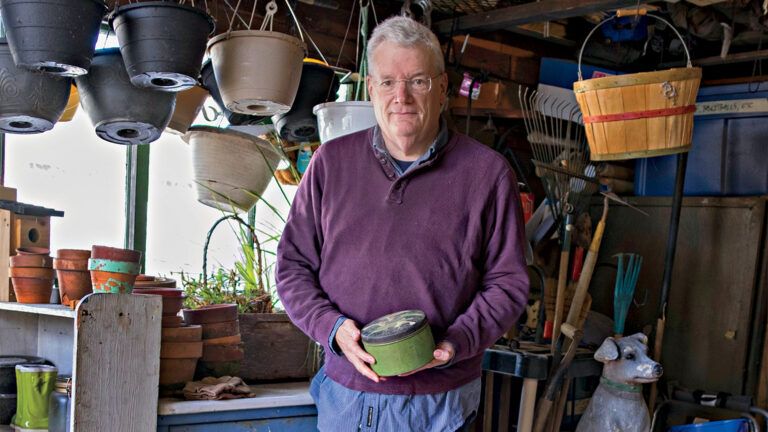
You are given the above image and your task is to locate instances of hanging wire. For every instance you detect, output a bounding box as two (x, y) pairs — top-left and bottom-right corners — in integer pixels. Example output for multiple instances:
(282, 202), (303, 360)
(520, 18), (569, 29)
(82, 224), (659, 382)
(247, 0), (259, 29)
(297, 21), (329, 64)
(281, 0), (306, 43)
(335, 0), (357, 68)
(749, 30), (765, 93)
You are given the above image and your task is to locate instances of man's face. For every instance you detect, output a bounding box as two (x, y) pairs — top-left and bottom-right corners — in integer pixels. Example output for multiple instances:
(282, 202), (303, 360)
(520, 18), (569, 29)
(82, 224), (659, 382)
(367, 41), (446, 149)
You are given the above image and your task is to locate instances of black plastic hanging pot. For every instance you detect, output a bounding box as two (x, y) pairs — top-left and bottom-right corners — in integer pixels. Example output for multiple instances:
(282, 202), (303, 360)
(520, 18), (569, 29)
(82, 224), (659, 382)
(0, 0), (107, 77)
(75, 48), (176, 145)
(272, 59), (339, 143)
(110, 2), (214, 92)
(200, 60), (264, 126)
(0, 38), (71, 134)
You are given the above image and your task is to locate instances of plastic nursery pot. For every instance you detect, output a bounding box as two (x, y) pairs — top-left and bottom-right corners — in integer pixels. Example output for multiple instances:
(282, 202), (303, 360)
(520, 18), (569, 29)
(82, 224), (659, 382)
(361, 310), (436, 377)
(199, 60), (264, 126)
(0, 0), (107, 77)
(161, 325), (203, 343)
(58, 85), (80, 122)
(16, 247), (51, 256)
(184, 126), (282, 212)
(272, 59), (339, 143)
(313, 101), (377, 144)
(90, 245), (141, 263)
(11, 277), (53, 304)
(56, 249), (91, 260)
(166, 86), (209, 135)
(55, 269), (92, 305)
(0, 356), (48, 394)
(0, 39), (71, 134)
(110, 2), (214, 92)
(74, 48), (176, 145)
(182, 304), (238, 325)
(9, 254), (52, 268)
(206, 30), (305, 116)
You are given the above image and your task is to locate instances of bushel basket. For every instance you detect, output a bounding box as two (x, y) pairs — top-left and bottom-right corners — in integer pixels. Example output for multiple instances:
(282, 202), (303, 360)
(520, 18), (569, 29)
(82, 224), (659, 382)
(573, 14), (701, 161)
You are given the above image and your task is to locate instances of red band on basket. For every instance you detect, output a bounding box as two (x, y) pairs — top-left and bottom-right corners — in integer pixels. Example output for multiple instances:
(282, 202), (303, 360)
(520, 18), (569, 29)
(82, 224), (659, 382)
(583, 105), (696, 124)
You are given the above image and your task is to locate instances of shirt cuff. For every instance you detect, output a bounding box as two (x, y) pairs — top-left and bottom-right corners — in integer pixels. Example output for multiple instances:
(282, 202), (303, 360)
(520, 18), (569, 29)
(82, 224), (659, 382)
(327, 316), (348, 356)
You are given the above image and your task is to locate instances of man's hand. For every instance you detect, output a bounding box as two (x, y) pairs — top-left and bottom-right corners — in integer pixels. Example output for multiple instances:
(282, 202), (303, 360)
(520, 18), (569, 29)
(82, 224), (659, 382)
(334, 319), (384, 383)
(398, 341), (455, 377)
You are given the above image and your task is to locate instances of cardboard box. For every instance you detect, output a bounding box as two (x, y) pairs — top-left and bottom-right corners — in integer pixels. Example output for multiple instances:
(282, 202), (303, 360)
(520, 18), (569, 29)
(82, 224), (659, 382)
(0, 186), (16, 202)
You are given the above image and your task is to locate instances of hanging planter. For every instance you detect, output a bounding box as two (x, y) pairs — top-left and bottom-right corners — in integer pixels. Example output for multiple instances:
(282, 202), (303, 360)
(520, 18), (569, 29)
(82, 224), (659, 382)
(200, 59), (264, 126)
(166, 85), (209, 135)
(75, 48), (176, 145)
(272, 59), (339, 143)
(110, 1), (214, 92)
(0, 0), (107, 77)
(57, 85), (80, 122)
(206, 0), (305, 116)
(183, 126), (281, 212)
(313, 101), (376, 144)
(0, 38), (70, 134)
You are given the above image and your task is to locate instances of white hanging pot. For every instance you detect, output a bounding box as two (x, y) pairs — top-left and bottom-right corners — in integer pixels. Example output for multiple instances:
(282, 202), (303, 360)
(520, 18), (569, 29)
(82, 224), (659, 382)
(313, 101), (377, 144)
(207, 30), (305, 116)
(184, 126), (282, 212)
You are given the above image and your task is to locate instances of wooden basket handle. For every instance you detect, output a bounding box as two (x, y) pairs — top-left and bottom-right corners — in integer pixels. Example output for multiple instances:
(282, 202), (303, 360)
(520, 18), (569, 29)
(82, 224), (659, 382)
(577, 13), (693, 81)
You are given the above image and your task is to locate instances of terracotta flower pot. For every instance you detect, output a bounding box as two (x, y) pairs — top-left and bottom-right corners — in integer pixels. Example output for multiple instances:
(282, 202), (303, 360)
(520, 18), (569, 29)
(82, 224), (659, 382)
(131, 288), (182, 297)
(56, 270), (92, 304)
(201, 343), (244, 362)
(159, 358), (198, 387)
(202, 334), (241, 345)
(161, 296), (185, 316)
(200, 320), (240, 339)
(56, 249), (91, 260)
(162, 315), (184, 328)
(16, 247), (50, 256)
(9, 267), (54, 279)
(182, 304), (238, 325)
(11, 278), (53, 304)
(89, 270), (138, 294)
(161, 325), (202, 343)
(53, 258), (89, 271)
(90, 245), (142, 263)
(9, 254), (52, 268)
(160, 341), (203, 359)
(206, 30), (305, 116)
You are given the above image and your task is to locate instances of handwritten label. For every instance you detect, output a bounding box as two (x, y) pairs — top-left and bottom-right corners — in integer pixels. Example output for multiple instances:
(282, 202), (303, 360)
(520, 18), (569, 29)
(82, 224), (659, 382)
(695, 98), (768, 116)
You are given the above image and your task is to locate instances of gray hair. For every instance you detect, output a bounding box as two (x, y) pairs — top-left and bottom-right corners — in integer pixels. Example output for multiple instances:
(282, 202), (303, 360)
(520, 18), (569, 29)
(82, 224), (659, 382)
(366, 16), (445, 77)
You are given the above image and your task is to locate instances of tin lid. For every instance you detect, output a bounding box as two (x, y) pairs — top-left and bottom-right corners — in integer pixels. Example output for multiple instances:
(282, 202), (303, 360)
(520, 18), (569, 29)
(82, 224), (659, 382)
(361, 310), (428, 344)
(54, 376), (72, 394)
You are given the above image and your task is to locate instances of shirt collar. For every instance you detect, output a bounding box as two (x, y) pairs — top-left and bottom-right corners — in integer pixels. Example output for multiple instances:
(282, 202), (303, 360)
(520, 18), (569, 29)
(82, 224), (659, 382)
(371, 118), (449, 176)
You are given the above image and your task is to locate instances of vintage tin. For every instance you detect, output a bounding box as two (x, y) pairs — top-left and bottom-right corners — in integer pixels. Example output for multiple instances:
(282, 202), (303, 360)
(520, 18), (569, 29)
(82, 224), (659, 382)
(361, 310), (435, 377)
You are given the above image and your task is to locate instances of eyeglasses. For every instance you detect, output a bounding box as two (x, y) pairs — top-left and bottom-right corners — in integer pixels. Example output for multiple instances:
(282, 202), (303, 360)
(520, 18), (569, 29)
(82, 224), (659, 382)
(371, 74), (441, 95)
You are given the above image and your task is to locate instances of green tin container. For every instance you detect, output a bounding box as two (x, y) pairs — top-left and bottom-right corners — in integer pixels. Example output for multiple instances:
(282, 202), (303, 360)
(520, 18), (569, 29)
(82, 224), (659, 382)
(361, 310), (435, 377)
(12, 364), (57, 430)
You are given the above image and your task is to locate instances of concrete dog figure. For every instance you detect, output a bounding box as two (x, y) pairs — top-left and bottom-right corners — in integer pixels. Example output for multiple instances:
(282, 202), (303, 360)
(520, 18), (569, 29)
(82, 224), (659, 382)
(576, 333), (663, 432)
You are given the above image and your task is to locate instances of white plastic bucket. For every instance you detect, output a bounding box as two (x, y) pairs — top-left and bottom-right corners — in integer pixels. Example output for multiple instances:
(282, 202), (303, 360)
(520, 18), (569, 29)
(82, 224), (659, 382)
(313, 101), (377, 144)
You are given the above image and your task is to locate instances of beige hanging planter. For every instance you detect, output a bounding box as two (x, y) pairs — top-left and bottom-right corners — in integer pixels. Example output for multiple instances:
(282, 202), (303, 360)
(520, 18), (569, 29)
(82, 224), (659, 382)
(183, 126), (282, 212)
(207, 30), (305, 116)
(166, 85), (209, 135)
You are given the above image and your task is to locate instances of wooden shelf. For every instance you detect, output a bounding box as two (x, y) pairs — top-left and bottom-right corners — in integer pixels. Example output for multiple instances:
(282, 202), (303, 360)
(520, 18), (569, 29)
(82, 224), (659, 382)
(158, 382), (313, 416)
(450, 107), (525, 119)
(0, 301), (75, 318)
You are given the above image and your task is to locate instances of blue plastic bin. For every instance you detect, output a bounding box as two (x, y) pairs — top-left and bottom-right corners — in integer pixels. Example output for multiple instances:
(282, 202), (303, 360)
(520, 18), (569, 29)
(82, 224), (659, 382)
(668, 418), (749, 432)
(635, 82), (768, 196)
(538, 58), (620, 89)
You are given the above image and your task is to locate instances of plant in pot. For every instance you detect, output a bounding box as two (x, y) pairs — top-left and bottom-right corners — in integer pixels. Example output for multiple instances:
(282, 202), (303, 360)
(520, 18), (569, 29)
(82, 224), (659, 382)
(181, 142), (319, 382)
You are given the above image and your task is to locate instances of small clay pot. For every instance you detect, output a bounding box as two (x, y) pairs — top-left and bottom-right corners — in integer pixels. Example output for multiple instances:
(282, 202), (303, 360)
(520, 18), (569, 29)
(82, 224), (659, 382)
(9, 267), (55, 279)
(161, 296), (185, 316)
(162, 315), (184, 328)
(162, 325), (202, 342)
(56, 249), (91, 260)
(182, 304), (238, 325)
(90, 245), (142, 263)
(12, 278), (53, 304)
(132, 287), (182, 297)
(159, 358), (198, 387)
(56, 270), (92, 304)
(201, 342), (244, 362)
(10, 254), (52, 268)
(90, 270), (138, 294)
(15, 247), (50, 256)
(201, 320), (240, 339)
(203, 334), (241, 345)
(134, 276), (177, 288)
(53, 258), (89, 271)
(160, 341), (203, 359)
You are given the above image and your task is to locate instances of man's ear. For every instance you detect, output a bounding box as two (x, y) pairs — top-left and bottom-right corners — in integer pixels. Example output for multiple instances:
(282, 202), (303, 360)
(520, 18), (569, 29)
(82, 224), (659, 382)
(366, 75), (374, 98)
(594, 337), (620, 363)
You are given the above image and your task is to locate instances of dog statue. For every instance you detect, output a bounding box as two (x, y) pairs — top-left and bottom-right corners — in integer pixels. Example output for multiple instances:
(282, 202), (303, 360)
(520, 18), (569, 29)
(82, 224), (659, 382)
(575, 333), (663, 432)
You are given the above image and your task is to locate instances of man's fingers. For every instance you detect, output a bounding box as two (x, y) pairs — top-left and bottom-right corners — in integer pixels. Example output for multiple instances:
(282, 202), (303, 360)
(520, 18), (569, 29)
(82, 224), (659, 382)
(348, 356), (381, 382)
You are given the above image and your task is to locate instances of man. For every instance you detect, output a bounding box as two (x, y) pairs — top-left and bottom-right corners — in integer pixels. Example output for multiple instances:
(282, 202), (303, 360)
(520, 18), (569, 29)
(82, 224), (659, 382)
(276, 16), (528, 431)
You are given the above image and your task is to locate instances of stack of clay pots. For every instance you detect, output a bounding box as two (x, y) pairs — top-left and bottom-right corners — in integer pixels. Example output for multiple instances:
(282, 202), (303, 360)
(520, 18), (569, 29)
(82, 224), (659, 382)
(9, 248), (54, 304)
(88, 246), (142, 293)
(182, 304), (243, 378)
(53, 249), (92, 307)
(133, 275), (185, 319)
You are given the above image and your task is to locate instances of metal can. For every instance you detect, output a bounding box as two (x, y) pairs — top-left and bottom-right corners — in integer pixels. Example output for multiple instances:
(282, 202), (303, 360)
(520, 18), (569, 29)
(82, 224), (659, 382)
(361, 310), (435, 377)
(48, 376), (71, 432)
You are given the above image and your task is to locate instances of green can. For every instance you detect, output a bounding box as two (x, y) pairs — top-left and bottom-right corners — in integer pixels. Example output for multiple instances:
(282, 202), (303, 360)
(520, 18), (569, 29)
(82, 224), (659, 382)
(361, 310), (435, 377)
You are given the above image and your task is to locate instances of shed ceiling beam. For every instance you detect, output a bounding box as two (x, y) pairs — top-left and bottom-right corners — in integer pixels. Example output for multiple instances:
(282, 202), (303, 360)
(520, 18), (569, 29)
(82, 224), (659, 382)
(661, 49), (768, 67)
(434, 0), (643, 34)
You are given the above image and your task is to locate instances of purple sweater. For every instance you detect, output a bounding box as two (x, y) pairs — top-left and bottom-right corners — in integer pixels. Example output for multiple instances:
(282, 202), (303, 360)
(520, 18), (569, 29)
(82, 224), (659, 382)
(276, 128), (529, 394)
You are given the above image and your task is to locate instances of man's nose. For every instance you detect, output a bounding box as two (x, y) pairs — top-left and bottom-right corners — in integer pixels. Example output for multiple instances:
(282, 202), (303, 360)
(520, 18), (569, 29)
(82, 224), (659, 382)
(394, 81), (412, 102)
